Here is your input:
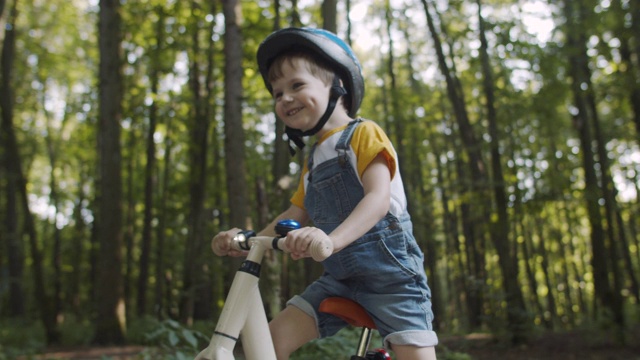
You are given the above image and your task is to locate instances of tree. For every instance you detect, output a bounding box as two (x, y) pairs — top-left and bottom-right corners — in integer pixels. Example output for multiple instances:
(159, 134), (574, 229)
(93, 0), (126, 344)
(181, 0), (217, 323)
(1, 0), (639, 351)
(420, 0), (486, 331)
(321, 0), (337, 33)
(619, 0), (640, 140)
(1, 0), (26, 320)
(476, 0), (529, 341)
(421, 0), (529, 342)
(136, 4), (164, 318)
(1, 0), (59, 343)
(222, 0), (248, 228)
(561, 0), (625, 337)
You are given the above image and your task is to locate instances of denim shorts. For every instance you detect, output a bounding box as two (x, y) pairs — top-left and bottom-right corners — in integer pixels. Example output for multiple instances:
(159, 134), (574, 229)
(287, 217), (439, 349)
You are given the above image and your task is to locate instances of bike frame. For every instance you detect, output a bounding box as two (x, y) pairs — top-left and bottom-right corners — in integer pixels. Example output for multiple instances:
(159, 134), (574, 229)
(195, 230), (332, 360)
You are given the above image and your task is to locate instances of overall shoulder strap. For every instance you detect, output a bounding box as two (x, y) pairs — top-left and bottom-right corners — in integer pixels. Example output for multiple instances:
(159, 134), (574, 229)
(334, 119), (362, 166)
(335, 119), (362, 150)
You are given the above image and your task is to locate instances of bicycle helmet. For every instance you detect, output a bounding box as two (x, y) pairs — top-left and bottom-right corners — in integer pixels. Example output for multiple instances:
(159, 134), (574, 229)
(257, 27), (365, 154)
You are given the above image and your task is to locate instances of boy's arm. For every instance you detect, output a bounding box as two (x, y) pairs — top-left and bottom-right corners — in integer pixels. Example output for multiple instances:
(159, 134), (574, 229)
(285, 153), (390, 257)
(256, 204), (310, 237)
(328, 153), (391, 252)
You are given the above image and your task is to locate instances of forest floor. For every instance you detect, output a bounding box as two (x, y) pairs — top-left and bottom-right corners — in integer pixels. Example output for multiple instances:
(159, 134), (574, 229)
(438, 328), (640, 360)
(23, 327), (640, 360)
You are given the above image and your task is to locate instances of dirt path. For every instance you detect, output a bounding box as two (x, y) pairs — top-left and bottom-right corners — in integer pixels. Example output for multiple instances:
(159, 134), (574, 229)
(21, 346), (147, 360)
(440, 330), (640, 360)
(24, 328), (640, 360)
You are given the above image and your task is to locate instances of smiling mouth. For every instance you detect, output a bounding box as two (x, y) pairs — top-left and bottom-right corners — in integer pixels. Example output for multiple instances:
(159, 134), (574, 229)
(286, 107), (304, 116)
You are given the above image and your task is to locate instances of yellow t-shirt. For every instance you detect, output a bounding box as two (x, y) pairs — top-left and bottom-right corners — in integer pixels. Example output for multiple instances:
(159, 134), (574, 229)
(290, 119), (408, 217)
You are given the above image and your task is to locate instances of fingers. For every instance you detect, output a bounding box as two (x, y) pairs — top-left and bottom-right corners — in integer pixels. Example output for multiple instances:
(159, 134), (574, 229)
(211, 227), (242, 256)
(212, 227), (328, 259)
(284, 227), (328, 260)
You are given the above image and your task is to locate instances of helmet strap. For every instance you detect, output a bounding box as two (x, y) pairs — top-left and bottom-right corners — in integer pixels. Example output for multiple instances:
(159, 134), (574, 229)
(285, 76), (347, 156)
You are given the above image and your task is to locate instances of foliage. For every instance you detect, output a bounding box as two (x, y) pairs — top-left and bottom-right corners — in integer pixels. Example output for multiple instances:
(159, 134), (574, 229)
(436, 346), (473, 360)
(126, 316), (166, 345)
(0, 319), (46, 359)
(57, 315), (95, 346)
(138, 319), (210, 360)
(0, 0), (639, 351)
(291, 327), (472, 359)
(291, 327), (367, 359)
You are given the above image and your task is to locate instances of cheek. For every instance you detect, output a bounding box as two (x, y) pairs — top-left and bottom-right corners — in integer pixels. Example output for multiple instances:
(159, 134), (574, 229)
(274, 102), (287, 118)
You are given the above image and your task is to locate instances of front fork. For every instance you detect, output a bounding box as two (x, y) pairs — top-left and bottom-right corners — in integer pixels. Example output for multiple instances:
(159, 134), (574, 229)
(195, 242), (277, 360)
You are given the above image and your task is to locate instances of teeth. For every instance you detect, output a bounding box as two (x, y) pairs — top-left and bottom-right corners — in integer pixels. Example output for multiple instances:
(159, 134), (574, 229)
(287, 108), (301, 116)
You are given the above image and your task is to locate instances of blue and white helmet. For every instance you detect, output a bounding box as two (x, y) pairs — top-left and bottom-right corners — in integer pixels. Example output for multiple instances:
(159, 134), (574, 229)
(256, 27), (364, 118)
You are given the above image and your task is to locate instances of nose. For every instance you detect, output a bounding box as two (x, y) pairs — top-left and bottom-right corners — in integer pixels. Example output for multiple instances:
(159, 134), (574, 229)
(282, 91), (293, 102)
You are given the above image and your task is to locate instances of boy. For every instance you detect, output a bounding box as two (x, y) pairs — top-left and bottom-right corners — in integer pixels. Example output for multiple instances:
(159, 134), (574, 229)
(212, 27), (438, 360)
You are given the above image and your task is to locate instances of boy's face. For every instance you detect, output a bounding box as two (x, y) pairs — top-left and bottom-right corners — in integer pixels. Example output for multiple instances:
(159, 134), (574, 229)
(270, 57), (332, 133)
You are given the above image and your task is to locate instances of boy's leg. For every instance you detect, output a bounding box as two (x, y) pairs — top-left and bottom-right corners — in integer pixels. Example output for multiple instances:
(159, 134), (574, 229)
(391, 344), (437, 360)
(269, 305), (319, 360)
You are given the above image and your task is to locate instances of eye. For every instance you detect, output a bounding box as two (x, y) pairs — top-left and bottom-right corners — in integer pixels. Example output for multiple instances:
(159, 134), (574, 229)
(292, 82), (304, 89)
(273, 91), (283, 99)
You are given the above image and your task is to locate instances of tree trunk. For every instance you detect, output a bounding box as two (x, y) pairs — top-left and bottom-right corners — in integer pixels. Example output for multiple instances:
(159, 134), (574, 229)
(422, 0), (529, 341)
(123, 130), (137, 317)
(155, 113), (173, 319)
(271, 0), (290, 212)
(219, 2), (250, 312)
(422, 0), (488, 329)
(289, 0), (301, 27)
(520, 222), (548, 328)
(181, 0), (213, 323)
(1, 0), (58, 342)
(625, 0), (640, 140)
(0, 0), (25, 319)
(581, 16), (640, 303)
(455, 156), (484, 329)
(402, 21), (441, 331)
(321, 0), (337, 33)
(70, 180), (88, 317)
(384, 0), (406, 177)
(533, 217), (558, 329)
(94, 0), (125, 344)
(433, 133), (466, 330)
(44, 102), (63, 327)
(222, 0), (248, 229)
(210, 83), (226, 321)
(562, 0), (622, 333)
(256, 177), (282, 319)
(345, 0), (352, 45)
(137, 6), (164, 317)
(477, 0), (529, 342)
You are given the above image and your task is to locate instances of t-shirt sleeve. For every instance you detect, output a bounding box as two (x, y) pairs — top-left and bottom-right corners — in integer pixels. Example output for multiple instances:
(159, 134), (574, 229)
(289, 162), (308, 209)
(351, 120), (397, 180)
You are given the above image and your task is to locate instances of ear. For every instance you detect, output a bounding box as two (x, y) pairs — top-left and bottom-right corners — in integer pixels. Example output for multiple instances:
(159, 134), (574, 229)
(330, 76), (347, 98)
(330, 85), (347, 98)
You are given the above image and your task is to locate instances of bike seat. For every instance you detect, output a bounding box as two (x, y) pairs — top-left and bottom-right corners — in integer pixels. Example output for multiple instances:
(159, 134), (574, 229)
(319, 297), (377, 329)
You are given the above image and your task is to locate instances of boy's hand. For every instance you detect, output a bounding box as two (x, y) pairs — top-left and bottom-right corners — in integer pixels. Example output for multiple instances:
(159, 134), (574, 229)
(211, 228), (248, 257)
(283, 227), (331, 260)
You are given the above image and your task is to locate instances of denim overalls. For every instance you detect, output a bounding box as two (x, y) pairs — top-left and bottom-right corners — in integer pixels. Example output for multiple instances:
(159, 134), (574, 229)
(288, 119), (439, 348)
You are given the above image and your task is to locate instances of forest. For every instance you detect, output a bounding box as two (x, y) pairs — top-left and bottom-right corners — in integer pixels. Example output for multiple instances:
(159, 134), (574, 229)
(1, 0), (639, 359)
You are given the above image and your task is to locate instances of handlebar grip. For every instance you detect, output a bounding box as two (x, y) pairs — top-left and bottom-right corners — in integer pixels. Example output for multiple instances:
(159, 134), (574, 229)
(275, 219), (333, 261)
(308, 237), (333, 262)
(274, 236), (333, 261)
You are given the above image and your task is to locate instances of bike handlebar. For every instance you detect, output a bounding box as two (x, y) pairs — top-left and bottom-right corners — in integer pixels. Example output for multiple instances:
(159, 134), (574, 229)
(232, 232), (333, 262)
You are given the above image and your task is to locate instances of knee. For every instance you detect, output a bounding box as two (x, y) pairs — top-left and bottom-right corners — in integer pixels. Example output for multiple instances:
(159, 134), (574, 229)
(269, 323), (294, 360)
(269, 307), (318, 359)
(391, 344), (437, 360)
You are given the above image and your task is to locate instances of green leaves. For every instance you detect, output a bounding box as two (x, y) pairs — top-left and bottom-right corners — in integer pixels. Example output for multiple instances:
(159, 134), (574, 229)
(143, 318), (210, 358)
